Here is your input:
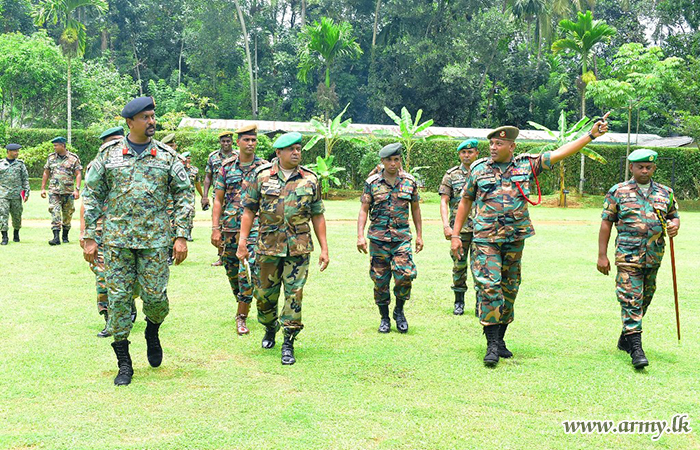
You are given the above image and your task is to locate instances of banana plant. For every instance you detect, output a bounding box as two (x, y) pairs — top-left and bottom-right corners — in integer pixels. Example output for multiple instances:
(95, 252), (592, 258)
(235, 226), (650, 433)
(383, 106), (446, 171)
(303, 103), (365, 157)
(308, 154), (346, 198)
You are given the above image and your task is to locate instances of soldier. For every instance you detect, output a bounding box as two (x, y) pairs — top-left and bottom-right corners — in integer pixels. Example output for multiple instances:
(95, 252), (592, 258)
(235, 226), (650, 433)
(237, 131), (330, 365)
(357, 143), (423, 334)
(79, 126), (138, 338)
(211, 124), (267, 336)
(597, 149), (680, 369)
(203, 131), (236, 266)
(451, 115), (609, 367)
(439, 139), (480, 315)
(0, 144), (30, 245)
(41, 136), (82, 245)
(82, 97), (192, 386)
(182, 152), (203, 241)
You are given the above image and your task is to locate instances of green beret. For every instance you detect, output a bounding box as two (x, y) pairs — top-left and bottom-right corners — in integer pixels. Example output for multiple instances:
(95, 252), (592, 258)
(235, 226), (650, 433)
(379, 142), (403, 158)
(487, 126), (519, 141)
(273, 132), (303, 149)
(99, 126), (124, 140)
(457, 139), (479, 151)
(181, 151), (191, 158)
(5, 143), (21, 151)
(162, 133), (176, 144)
(628, 149), (658, 163)
(51, 137), (67, 144)
(121, 96), (155, 118)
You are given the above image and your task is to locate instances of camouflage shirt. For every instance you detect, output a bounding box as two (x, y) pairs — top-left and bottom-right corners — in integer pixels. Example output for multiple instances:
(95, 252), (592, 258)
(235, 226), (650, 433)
(0, 158), (30, 199)
(83, 137), (192, 249)
(216, 155), (267, 233)
(206, 149), (236, 194)
(602, 179), (679, 268)
(439, 164), (473, 234)
(463, 152), (553, 244)
(242, 160), (324, 257)
(361, 170), (420, 243)
(185, 165), (199, 197)
(44, 151), (82, 194)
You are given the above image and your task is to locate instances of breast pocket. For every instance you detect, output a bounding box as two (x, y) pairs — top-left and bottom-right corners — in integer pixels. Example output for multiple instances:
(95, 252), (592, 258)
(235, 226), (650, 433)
(511, 174), (530, 196)
(476, 176), (496, 198)
(260, 182), (281, 213)
(295, 185), (315, 209)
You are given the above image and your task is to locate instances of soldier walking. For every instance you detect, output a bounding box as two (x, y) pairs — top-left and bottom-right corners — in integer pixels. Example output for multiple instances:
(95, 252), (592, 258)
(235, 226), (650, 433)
(0, 144), (30, 245)
(597, 149), (680, 369)
(357, 143), (423, 334)
(41, 137), (82, 245)
(203, 131), (236, 266)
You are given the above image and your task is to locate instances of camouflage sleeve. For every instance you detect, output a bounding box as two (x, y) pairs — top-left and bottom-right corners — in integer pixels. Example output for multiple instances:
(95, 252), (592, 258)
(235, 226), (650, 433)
(438, 173), (452, 197)
(666, 190), (680, 220)
(74, 155), (83, 172)
(214, 166), (226, 192)
(360, 182), (373, 204)
(462, 171), (477, 200)
(601, 188), (618, 222)
(205, 154), (214, 176)
(83, 152), (109, 240)
(20, 163), (30, 194)
(310, 179), (325, 216)
(411, 179), (420, 202)
(43, 157), (50, 171)
(169, 158), (193, 239)
(531, 151), (553, 175)
(242, 174), (260, 212)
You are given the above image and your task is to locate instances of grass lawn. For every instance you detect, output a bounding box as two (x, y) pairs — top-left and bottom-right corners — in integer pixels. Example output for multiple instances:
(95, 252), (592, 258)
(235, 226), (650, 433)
(0, 192), (698, 450)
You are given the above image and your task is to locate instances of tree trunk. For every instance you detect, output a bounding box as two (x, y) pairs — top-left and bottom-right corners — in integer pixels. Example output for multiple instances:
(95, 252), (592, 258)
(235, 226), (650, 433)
(579, 57), (587, 195)
(67, 56), (72, 145)
(132, 40), (143, 95)
(101, 29), (108, 52)
(558, 162), (566, 207)
(625, 105), (632, 180)
(234, 0), (257, 119)
(301, 0), (306, 27)
(372, 0), (381, 47)
(635, 105), (640, 144)
(178, 38), (184, 87)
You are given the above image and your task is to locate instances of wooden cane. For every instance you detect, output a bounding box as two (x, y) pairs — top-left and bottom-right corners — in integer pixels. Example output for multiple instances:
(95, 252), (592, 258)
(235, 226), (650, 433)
(669, 236), (681, 341)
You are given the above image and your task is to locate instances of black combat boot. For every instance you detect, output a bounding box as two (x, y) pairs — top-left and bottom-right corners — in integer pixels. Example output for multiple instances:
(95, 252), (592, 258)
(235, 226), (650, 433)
(497, 324), (513, 358)
(617, 332), (630, 353)
(483, 325), (500, 367)
(393, 298), (409, 333)
(262, 326), (277, 349)
(281, 334), (296, 365)
(130, 307), (137, 323)
(144, 318), (163, 367)
(378, 304), (391, 333)
(111, 340), (133, 386)
(626, 333), (649, 369)
(97, 311), (111, 338)
(62, 227), (70, 243)
(48, 229), (61, 245)
(453, 291), (465, 315)
(1, 231), (7, 245)
(13, 229), (19, 242)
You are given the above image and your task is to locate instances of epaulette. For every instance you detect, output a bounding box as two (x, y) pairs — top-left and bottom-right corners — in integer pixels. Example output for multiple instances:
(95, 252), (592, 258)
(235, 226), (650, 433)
(469, 157), (488, 171)
(98, 138), (122, 153)
(446, 165), (461, 174)
(514, 153), (534, 160)
(366, 173), (382, 184)
(207, 149), (219, 159)
(154, 139), (178, 157)
(221, 155), (238, 166)
(299, 165), (318, 178)
(67, 150), (80, 159)
(254, 162), (274, 175)
(16, 158), (25, 164)
(401, 171), (416, 183)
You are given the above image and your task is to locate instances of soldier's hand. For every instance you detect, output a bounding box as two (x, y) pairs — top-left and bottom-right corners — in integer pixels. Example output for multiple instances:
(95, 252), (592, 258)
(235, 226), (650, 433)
(201, 197), (210, 209)
(211, 228), (222, 248)
(443, 226), (453, 240)
(667, 221), (679, 238)
(236, 243), (249, 261)
(319, 250), (329, 272)
(73, 189), (80, 200)
(596, 255), (611, 276)
(83, 238), (98, 264)
(40, 189), (47, 199)
(592, 111), (611, 138)
(173, 237), (188, 265)
(450, 237), (463, 259)
(415, 237), (424, 253)
(357, 237), (368, 254)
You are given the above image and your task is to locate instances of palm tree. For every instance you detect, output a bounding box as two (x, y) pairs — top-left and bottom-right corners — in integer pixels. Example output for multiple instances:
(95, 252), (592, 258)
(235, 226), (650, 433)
(33, 0), (108, 145)
(551, 10), (614, 194)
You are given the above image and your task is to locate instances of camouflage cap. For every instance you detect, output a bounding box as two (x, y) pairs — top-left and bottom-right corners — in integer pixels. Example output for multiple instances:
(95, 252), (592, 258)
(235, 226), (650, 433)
(235, 124), (258, 137)
(457, 138), (479, 151)
(98, 126), (124, 140)
(162, 133), (176, 144)
(121, 96), (155, 118)
(51, 137), (67, 144)
(379, 142), (402, 158)
(5, 143), (21, 151)
(628, 148), (658, 163)
(487, 126), (519, 141)
(273, 132), (303, 149)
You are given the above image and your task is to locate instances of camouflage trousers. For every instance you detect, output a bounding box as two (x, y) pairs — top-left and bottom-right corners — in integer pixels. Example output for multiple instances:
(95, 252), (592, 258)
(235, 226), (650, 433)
(616, 266), (659, 335)
(222, 232), (257, 304)
(255, 253), (310, 337)
(369, 239), (417, 306)
(104, 246), (170, 342)
(89, 241), (138, 314)
(0, 197), (23, 231)
(471, 240), (524, 325)
(450, 232), (473, 293)
(48, 193), (74, 230)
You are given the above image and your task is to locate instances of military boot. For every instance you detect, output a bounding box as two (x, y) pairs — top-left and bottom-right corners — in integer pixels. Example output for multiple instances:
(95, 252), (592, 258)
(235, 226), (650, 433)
(627, 333), (649, 369)
(497, 324), (513, 358)
(1, 231), (8, 245)
(130, 306), (137, 323)
(453, 291), (465, 315)
(617, 332), (630, 353)
(236, 302), (251, 335)
(144, 318), (163, 367)
(62, 227), (70, 243)
(483, 325), (500, 367)
(97, 310), (111, 338)
(262, 326), (277, 349)
(13, 229), (19, 242)
(393, 298), (409, 333)
(281, 334), (296, 365)
(378, 304), (391, 333)
(111, 340), (133, 386)
(48, 229), (61, 245)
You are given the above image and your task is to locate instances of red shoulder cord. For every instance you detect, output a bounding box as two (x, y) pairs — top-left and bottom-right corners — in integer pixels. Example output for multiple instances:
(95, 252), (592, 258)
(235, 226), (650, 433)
(514, 158), (542, 206)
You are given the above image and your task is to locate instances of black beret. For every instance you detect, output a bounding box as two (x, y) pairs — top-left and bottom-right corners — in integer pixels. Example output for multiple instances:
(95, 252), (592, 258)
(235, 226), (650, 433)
(121, 96), (156, 118)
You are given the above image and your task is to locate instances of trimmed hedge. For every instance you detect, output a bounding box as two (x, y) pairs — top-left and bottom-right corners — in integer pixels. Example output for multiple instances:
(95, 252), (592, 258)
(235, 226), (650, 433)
(4, 128), (699, 198)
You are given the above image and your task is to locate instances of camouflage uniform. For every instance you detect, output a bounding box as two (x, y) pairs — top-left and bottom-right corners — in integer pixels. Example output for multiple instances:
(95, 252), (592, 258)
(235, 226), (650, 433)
(439, 164), (473, 294)
(0, 158), (29, 232)
(206, 149), (235, 197)
(463, 152), (553, 325)
(242, 160), (324, 337)
(602, 179), (679, 335)
(361, 170), (419, 305)
(83, 137), (191, 341)
(44, 151), (82, 230)
(216, 155), (267, 304)
(185, 164), (199, 237)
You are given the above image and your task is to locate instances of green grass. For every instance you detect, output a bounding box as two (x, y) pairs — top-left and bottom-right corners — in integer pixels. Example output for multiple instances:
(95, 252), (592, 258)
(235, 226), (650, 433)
(1, 195), (698, 449)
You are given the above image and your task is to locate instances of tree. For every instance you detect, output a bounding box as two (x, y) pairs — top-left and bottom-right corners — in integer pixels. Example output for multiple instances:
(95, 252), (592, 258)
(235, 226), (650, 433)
(383, 106), (445, 172)
(552, 10), (615, 194)
(33, 0), (107, 144)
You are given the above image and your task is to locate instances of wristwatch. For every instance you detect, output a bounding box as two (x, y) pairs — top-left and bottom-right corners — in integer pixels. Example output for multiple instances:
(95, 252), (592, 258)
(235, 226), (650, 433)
(588, 131), (596, 140)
